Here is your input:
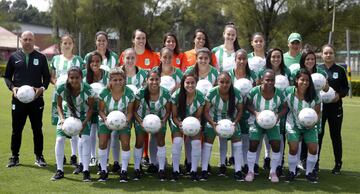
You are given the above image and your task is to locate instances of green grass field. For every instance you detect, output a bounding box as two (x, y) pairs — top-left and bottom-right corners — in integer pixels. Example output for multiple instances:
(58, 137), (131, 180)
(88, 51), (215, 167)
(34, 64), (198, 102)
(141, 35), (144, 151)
(0, 79), (359, 194)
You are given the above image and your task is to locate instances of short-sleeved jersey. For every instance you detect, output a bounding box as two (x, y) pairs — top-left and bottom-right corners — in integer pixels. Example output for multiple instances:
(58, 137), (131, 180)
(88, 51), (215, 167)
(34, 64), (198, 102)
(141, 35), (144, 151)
(56, 82), (95, 118)
(153, 66), (183, 85)
(184, 49), (218, 69)
(119, 49), (160, 70)
(84, 50), (119, 69)
(171, 89), (205, 117)
(283, 52), (301, 68)
(156, 52), (188, 71)
(136, 86), (171, 119)
(125, 67), (148, 89)
(247, 85), (285, 124)
(185, 65), (219, 85)
(229, 68), (258, 84)
(82, 69), (109, 86)
(212, 45), (236, 72)
(206, 86), (243, 121)
(99, 86), (135, 115)
(51, 55), (85, 78)
(285, 86), (321, 129)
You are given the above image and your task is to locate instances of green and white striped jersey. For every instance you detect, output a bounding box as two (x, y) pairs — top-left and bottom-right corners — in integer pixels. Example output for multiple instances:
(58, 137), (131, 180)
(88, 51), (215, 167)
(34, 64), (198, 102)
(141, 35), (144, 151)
(212, 45), (236, 72)
(126, 68), (148, 89)
(206, 86), (242, 121)
(171, 89), (205, 117)
(82, 69), (109, 86)
(153, 66), (183, 85)
(136, 86), (171, 119)
(247, 85), (285, 124)
(84, 51), (119, 69)
(51, 55), (85, 78)
(56, 82), (95, 118)
(284, 86), (321, 129)
(228, 68), (258, 84)
(185, 65), (219, 85)
(99, 86), (135, 115)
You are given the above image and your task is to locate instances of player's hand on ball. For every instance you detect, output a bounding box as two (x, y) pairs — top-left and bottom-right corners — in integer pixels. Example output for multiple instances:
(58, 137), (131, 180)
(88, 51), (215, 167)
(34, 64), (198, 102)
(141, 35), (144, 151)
(12, 87), (19, 98)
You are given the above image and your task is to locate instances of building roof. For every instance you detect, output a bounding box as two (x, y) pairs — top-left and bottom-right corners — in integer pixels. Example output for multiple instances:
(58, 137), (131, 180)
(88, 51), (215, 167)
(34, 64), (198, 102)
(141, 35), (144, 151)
(0, 26), (21, 49)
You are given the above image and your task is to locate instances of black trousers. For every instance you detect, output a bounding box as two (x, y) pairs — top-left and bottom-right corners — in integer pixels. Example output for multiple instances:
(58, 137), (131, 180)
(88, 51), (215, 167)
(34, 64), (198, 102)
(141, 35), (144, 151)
(318, 102), (343, 165)
(11, 97), (45, 157)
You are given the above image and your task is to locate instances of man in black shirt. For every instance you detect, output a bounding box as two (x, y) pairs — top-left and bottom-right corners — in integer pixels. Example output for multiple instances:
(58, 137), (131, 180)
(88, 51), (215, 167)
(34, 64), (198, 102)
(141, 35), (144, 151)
(4, 31), (51, 167)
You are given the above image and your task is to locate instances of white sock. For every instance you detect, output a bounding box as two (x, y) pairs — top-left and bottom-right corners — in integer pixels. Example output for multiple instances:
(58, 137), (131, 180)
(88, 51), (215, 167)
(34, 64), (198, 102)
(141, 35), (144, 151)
(306, 153), (318, 175)
(149, 134), (158, 165)
(172, 137), (183, 172)
(185, 137), (191, 164)
(241, 134), (249, 166)
(55, 136), (65, 171)
(233, 142), (243, 172)
(270, 152), (281, 174)
(201, 143), (213, 171)
(80, 135), (91, 171)
(70, 136), (78, 156)
(90, 124), (98, 158)
(247, 151), (257, 173)
(157, 146), (166, 170)
(288, 154), (298, 173)
(278, 136), (285, 166)
(111, 131), (120, 163)
(134, 147), (143, 170)
(191, 140), (201, 172)
(98, 148), (107, 172)
(121, 150), (130, 171)
(219, 137), (228, 165)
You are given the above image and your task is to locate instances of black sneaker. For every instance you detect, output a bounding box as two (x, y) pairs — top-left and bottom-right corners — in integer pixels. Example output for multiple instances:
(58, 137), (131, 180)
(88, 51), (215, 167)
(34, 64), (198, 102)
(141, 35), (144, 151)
(331, 163), (342, 175)
(199, 170), (208, 181)
(285, 171), (296, 182)
(112, 161), (121, 174)
(141, 156), (150, 166)
(229, 156), (235, 166)
(218, 164), (226, 176)
(234, 171), (245, 182)
(119, 170), (129, 183)
(190, 171), (198, 181)
(73, 163), (83, 174)
(298, 159), (306, 171)
(306, 172), (318, 183)
(241, 164), (249, 174)
(63, 155), (67, 165)
(158, 170), (166, 181)
(276, 166), (284, 177)
(254, 164), (259, 175)
(35, 155), (47, 167)
(70, 155), (77, 166)
(263, 157), (271, 170)
(50, 170), (64, 181)
(147, 163), (158, 174)
(133, 169), (141, 181)
(98, 170), (108, 182)
(7, 156), (19, 168)
(83, 170), (91, 182)
(171, 171), (180, 182)
(295, 166), (301, 177)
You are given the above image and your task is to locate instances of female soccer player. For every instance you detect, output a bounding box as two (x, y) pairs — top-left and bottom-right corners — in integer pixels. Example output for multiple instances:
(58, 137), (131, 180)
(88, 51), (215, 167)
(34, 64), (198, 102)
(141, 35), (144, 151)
(245, 69), (287, 183)
(133, 69), (172, 181)
(50, 34), (85, 167)
(248, 32), (266, 59)
(285, 69), (320, 183)
(170, 73), (205, 181)
(162, 32), (188, 71)
(212, 22), (240, 72)
(51, 66), (95, 182)
(202, 72), (244, 181)
(97, 68), (135, 182)
(121, 48), (148, 89)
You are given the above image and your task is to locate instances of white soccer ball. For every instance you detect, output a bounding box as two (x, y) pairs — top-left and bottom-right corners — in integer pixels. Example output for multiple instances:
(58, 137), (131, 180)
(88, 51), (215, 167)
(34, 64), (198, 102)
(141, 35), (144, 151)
(311, 73), (326, 91)
(62, 117), (83, 136)
(17, 85), (35, 103)
(90, 83), (105, 98)
(126, 84), (138, 94)
(196, 79), (213, 95)
(248, 56), (266, 72)
(100, 65), (111, 72)
(289, 63), (300, 74)
(106, 111), (127, 130)
(182, 116), (201, 137)
(56, 75), (68, 88)
(142, 114), (162, 134)
(298, 108), (318, 128)
(216, 119), (235, 138)
(234, 78), (253, 96)
(256, 110), (277, 129)
(160, 76), (176, 92)
(320, 87), (336, 103)
(275, 75), (289, 91)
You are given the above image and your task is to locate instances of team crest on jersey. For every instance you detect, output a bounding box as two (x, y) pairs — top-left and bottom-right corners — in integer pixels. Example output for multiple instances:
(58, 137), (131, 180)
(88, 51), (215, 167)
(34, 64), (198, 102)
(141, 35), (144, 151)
(145, 58), (150, 66)
(333, 72), (338, 79)
(33, 59), (39, 66)
(176, 58), (180, 65)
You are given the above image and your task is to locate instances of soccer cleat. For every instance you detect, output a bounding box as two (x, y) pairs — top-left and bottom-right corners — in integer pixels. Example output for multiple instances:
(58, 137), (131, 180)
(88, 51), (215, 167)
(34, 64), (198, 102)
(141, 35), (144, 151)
(269, 172), (279, 183)
(276, 166), (285, 177)
(147, 163), (158, 174)
(254, 164), (260, 175)
(199, 170), (208, 181)
(89, 157), (97, 167)
(234, 171), (245, 182)
(158, 170), (166, 181)
(306, 172), (318, 183)
(98, 170), (108, 182)
(331, 163), (342, 175)
(112, 161), (120, 174)
(133, 169), (141, 181)
(35, 155), (47, 167)
(218, 164), (226, 176)
(141, 156), (150, 166)
(70, 155), (77, 166)
(170, 171), (179, 182)
(51, 170), (64, 181)
(297, 159), (306, 171)
(119, 170), (129, 183)
(73, 163), (83, 174)
(7, 156), (19, 168)
(245, 172), (254, 182)
(83, 170), (91, 182)
(190, 171), (198, 181)
(263, 157), (271, 170)
(229, 156), (235, 166)
(285, 171), (296, 182)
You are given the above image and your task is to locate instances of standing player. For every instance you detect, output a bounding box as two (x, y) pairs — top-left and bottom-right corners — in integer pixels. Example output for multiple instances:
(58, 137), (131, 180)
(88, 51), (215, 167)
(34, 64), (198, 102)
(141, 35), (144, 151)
(161, 32), (188, 71)
(248, 32), (266, 60)
(120, 48), (148, 89)
(283, 32), (302, 67)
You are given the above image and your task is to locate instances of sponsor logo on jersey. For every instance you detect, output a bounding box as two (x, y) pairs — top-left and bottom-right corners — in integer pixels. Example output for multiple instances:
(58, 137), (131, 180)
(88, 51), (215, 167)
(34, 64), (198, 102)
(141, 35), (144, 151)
(145, 58), (150, 66)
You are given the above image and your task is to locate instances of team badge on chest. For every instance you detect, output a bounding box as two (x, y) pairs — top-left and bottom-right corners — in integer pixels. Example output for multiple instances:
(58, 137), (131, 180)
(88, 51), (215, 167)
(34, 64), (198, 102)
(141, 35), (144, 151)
(145, 58), (150, 66)
(33, 58), (39, 66)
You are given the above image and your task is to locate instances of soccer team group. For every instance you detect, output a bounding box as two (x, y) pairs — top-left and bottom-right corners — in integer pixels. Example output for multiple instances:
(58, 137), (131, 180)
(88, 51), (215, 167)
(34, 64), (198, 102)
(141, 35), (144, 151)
(4, 23), (349, 184)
